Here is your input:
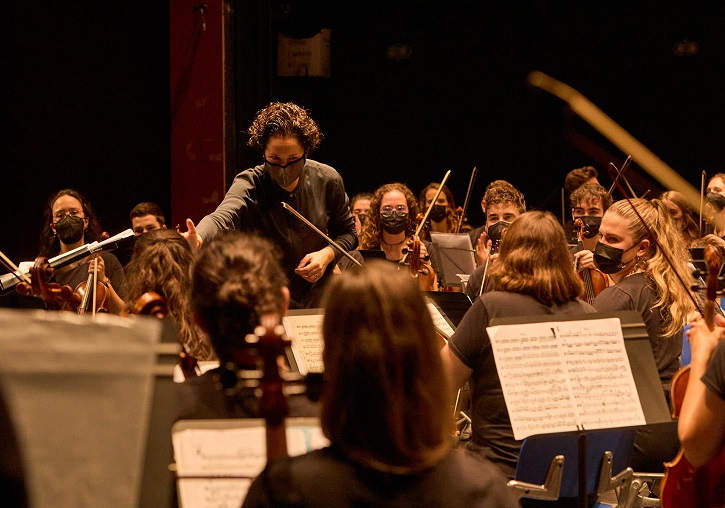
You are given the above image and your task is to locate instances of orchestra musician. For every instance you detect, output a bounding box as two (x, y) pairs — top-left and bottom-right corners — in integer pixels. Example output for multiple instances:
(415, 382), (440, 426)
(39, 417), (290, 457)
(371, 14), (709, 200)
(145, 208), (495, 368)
(418, 182), (468, 239)
(358, 182), (426, 262)
(177, 232), (318, 420)
(242, 261), (519, 507)
(563, 166), (600, 243)
(464, 181), (526, 299)
(591, 198), (695, 472)
(659, 190), (699, 248)
(349, 192), (372, 237)
(678, 315), (725, 467)
(570, 183), (613, 270)
(182, 102), (357, 309)
(441, 211), (595, 479)
(124, 229), (213, 361)
(38, 188), (127, 314)
(703, 173), (725, 245)
(129, 201), (166, 236)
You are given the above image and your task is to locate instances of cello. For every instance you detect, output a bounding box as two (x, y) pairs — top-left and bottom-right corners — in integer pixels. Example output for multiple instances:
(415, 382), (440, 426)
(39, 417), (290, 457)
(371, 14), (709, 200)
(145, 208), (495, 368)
(660, 244), (725, 508)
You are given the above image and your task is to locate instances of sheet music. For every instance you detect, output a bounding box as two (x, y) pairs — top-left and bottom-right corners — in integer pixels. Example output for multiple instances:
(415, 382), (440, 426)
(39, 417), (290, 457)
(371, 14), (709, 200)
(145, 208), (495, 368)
(487, 317), (645, 440)
(173, 419), (329, 508)
(283, 312), (324, 375)
(426, 302), (456, 340)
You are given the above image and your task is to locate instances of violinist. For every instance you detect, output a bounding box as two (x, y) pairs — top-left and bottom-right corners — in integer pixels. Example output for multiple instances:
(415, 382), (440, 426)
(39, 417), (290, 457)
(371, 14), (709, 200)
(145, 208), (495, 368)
(464, 181), (525, 300)
(359, 183), (426, 263)
(678, 315), (725, 468)
(349, 192), (371, 237)
(659, 190), (699, 248)
(702, 173), (725, 246)
(177, 232), (318, 420)
(418, 182), (469, 240)
(124, 229), (213, 361)
(183, 102), (357, 309)
(563, 166), (600, 243)
(39, 189), (127, 314)
(591, 198), (695, 472)
(570, 183), (612, 293)
(243, 261), (519, 507)
(441, 211), (595, 479)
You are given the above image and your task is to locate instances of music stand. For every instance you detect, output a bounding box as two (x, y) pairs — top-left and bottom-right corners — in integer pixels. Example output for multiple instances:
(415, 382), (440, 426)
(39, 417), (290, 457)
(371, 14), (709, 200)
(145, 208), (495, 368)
(488, 310), (670, 507)
(429, 232), (476, 288)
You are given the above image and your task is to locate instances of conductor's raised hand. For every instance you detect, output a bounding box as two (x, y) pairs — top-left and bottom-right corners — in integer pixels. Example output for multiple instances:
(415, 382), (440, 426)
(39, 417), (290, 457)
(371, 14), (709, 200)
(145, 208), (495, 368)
(181, 218), (203, 254)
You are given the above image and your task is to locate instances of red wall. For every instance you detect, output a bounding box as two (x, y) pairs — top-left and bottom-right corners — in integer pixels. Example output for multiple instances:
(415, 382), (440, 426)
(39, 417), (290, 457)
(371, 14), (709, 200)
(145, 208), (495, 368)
(169, 1), (226, 229)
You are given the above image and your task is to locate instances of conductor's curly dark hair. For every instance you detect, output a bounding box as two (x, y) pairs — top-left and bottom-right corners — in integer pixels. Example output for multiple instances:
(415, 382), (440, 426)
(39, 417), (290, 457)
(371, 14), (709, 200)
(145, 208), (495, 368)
(247, 102), (323, 153)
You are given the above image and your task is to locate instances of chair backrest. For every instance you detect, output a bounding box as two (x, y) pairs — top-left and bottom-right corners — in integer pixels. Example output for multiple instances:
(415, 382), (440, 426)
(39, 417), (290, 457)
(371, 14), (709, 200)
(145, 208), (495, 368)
(514, 428), (636, 498)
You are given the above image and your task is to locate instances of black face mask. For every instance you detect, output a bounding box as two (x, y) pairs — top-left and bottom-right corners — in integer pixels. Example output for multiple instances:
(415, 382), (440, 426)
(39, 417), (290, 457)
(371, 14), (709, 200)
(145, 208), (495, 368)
(54, 215), (85, 244)
(427, 204), (447, 223)
(593, 241), (637, 274)
(487, 220), (511, 248)
(357, 213), (367, 227)
(265, 157), (306, 188)
(381, 211), (409, 235)
(573, 216), (602, 239)
(707, 192), (725, 212)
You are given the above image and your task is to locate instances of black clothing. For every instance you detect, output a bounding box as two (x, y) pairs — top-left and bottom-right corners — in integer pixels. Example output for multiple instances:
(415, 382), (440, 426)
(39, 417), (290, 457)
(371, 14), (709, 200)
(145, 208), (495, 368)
(196, 160), (357, 308)
(593, 272), (682, 472)
(242, 446), (520, 508)
(464, 264), (487, 300)
(53, 251), (128, 302)
(175, 368), (320, 421)
(449, 292), (596, 478)
(703, 337), (725, 400)
(592, 273), (681, 395)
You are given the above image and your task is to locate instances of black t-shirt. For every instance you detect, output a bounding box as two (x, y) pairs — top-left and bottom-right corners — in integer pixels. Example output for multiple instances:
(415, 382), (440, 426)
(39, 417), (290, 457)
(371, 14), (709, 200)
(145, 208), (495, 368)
(242, 446), (520, 508)
(53, 251), (128, 302)
(703, 338), (725, 401)
(449, 291), (596, 477)
(593, 273), (681, 394)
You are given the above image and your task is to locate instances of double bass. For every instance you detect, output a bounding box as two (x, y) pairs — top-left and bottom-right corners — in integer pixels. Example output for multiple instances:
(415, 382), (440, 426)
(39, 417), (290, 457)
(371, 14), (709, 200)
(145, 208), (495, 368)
(660, 244), (725, 508)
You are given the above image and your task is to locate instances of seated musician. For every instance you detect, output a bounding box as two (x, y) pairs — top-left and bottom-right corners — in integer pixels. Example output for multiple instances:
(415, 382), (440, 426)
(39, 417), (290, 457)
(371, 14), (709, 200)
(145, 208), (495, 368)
(570, 183), (612, 272)
(129, 201), (166, 236)
(242, 261), (519, 507)
(418, 182), (470, 239)
(359, 183), (420, 261)
(591, 198), (695, 471)
(176, 232), (318, 420)
(563, 165), (600, 243)
(464, 181), (526, 299)
(349, 192), (371, 238)
(660, 190), (699, 248)
(441, 211), (595, 478)
(678, 315), (725, 467)
(124, 229), (214, 361)
(38, 189), (127, 314)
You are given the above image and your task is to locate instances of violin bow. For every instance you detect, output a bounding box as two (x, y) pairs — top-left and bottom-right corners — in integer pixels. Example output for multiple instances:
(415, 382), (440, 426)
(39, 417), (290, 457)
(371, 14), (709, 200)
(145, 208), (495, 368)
(607, 156), (638, 199)
(280, 202), (363, 267)
(401, 170), (452, 265)
(699, 170), (705, 237)
(455, 166), (477, 234)
(0, 251), (32, 285)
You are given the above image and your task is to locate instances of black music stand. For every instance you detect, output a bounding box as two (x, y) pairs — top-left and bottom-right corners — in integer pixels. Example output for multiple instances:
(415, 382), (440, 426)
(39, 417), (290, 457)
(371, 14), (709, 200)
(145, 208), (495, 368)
(429, 232), (476, 288)
(489, 310), (670, 507)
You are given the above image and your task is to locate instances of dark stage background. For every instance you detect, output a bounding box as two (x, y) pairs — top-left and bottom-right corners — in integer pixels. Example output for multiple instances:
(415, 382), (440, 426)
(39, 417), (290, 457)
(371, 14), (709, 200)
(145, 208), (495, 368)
(3, 1), (725, 263)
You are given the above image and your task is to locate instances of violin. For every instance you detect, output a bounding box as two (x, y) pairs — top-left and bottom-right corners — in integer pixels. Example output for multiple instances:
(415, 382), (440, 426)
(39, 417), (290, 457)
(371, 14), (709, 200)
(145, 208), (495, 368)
(574, 218), (609, 305)
(14, 257), (76, 309)
(74, 256), (109, 315)
(660, 244), (725, 508)
(406, 227), (438, 292)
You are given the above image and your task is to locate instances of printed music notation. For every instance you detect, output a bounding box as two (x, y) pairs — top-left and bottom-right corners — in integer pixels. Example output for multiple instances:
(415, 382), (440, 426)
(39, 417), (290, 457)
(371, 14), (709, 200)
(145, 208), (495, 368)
(172, 419), (329, 508)
(487, 318), (646, 440)
(283, 312), (325, 375)
(426, 302), (456, 340)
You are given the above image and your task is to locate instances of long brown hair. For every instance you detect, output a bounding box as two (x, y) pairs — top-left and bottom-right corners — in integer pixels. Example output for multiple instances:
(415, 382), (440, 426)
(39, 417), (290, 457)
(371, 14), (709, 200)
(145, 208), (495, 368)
(39, 189), (104, 257)
(489, 211), (584, 306)
(320, 261), (450, 473)
(359, 183), (419, 250)
(190, 232), (288, 364)
(659, 190), (699, 248)
(125, 229), (213, 360)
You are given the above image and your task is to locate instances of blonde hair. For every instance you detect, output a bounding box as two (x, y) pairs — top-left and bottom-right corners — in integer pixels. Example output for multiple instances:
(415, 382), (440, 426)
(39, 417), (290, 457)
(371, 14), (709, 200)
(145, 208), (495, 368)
(608, 199), (695, 337)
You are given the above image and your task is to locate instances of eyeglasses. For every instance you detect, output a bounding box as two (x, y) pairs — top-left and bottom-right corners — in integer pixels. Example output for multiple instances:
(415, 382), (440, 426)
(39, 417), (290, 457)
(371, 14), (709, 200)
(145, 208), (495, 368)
(263, 155), (305, 169)
(52, 209), (84, 222)
(381, 205), (408, 217)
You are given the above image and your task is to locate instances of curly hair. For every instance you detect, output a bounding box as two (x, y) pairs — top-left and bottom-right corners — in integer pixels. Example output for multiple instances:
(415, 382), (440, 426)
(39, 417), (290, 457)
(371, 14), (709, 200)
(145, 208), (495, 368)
(190, 232), (289, 363)
(39, 189), (104, 257)
(607, 199), (695, 337)
(321, 261), (450, 473)
(247, 102), (323, 153)
(359, 183), (419, 250)
(488, 211), (584, 306)
(570, 183), (613, 211)
(125, 229), (213, 360)
(483, 182), (526, 214)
